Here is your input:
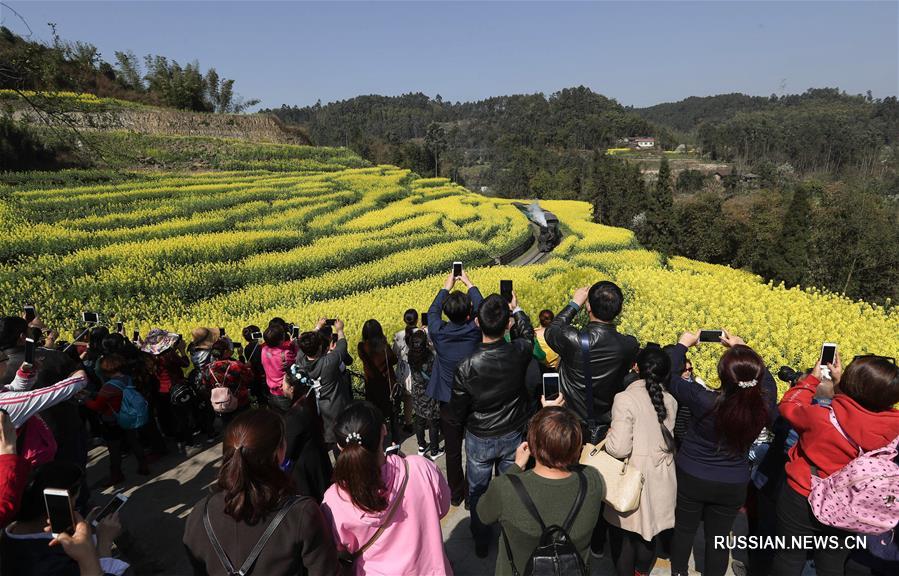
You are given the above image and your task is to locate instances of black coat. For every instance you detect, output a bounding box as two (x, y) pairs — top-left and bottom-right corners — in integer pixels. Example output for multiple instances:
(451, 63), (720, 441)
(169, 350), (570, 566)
(449, 309), (535, 438)
(544, 303), (639, 425)
(284, 399), (333, 503)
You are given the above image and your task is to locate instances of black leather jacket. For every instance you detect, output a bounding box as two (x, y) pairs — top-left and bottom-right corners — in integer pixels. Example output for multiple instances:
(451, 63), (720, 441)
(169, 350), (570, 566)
(449, 309), (535, 438)
(544, 302), (639, 425)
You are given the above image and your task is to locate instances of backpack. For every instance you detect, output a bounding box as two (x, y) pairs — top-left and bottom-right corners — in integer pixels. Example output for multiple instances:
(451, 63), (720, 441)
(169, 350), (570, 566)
(203, 495), (304, 576)
(170, 379), (199, 407)
(500, 468), (588, 576)
(209, 363), (239, 414)
(807, 406), (899, 535)
(108, 379), (149, 430)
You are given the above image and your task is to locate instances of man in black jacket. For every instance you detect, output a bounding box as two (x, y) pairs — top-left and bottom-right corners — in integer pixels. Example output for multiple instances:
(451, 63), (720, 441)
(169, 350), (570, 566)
(449, 292), (534, 557)
(545, 281), (638, 557)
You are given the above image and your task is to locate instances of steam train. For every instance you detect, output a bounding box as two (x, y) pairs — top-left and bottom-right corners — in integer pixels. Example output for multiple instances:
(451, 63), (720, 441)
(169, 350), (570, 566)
(513, 202), (562, 253)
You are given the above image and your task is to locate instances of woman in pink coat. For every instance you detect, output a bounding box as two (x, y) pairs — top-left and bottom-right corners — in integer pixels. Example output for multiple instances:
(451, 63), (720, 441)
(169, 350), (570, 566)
(321, 401), (452, 576)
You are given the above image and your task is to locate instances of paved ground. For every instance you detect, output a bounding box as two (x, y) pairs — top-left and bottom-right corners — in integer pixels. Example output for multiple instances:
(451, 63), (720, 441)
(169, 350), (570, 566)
(85, 430), (728, 575)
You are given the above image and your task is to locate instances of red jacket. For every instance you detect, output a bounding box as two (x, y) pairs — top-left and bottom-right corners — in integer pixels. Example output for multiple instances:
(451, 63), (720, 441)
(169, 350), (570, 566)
(0, 454), (31, 529)
(780, 374), (899, 497)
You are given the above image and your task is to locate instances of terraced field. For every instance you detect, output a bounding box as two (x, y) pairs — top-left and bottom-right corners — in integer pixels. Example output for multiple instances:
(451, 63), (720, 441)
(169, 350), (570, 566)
(2, 144), (896, 394)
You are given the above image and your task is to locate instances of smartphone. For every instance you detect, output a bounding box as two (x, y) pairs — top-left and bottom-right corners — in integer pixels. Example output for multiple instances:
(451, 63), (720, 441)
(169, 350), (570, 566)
(250, 330), (262, 340)
(500, 280), (513, 303)
(420, 312), (428, 327)
(292, 326), (300, 339)
(82, 311), (99, 324)
(132, 329), (140, 342)
(25, 337), (35, 365)
(116, 321), (124, 334)
(699, 330), (724, 343)
(219, 327), (226, 337)
(325, 318), (337, 327)
(543, 372), (560, 401)
(453, 261), (463, 278)
(44, 488), (75, 537)
(92, 493), (127, 527)
(331, 333), (338, 344)
(820, 343), (837, 366)
(23, 304), (36, 323)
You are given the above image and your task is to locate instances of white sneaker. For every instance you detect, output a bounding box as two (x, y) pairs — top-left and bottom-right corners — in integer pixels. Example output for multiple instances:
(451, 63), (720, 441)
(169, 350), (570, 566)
(427, 448), (445, 461)
(417, 446), (427, 456)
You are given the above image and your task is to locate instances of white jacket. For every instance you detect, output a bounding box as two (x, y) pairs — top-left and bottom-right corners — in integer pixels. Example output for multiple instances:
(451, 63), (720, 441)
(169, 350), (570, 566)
(0, 371), (88, 428)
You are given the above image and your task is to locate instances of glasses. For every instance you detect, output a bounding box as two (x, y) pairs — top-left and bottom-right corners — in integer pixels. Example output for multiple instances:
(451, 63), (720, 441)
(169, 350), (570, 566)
(852, 354), (896, 365)
(683, 366), (694, 373)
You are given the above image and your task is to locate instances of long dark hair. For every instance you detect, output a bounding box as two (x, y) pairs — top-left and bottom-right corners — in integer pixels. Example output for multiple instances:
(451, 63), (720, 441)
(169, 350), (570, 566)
(714, 345), (769, 455)
(361, 319), (387, 354)
(637, 347), (675, 453)
(406, 330), (432, 371)
(217, 409), (293, 525)
(333, 401), (387, 513)
(839, 356), (899, 412)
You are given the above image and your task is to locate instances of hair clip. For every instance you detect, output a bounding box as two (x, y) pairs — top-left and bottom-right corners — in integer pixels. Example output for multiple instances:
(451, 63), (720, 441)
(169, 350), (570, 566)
(344, 432), (363, 445)
(738, 379), (758, 388)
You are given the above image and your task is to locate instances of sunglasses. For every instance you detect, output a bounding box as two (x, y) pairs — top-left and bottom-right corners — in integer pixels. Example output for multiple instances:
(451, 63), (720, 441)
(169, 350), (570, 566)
(852, 354), (896, 365)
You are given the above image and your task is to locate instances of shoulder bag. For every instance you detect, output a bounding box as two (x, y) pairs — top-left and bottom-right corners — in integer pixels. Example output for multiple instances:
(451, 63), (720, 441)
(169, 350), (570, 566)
(577, 332), (643, 513)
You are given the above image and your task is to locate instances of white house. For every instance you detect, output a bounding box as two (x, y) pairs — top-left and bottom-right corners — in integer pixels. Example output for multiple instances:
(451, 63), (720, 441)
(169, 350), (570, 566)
(632, 137), (655, 150)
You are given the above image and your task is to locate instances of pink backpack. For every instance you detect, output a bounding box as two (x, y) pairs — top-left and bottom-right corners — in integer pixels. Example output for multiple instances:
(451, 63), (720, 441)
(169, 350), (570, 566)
(807, 406), (899, 535)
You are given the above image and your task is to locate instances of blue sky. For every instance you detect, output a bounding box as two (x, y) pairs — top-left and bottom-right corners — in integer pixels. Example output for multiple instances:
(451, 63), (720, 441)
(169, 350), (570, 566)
(3, 1), (897, 109)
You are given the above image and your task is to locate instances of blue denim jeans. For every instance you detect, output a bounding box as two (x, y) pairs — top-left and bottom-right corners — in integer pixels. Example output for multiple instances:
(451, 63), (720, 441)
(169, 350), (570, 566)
(466, 429), (523, 546)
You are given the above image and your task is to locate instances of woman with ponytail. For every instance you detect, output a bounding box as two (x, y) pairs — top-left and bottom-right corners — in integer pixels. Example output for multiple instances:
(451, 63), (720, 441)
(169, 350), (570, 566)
(183, 409), (337, 575)
(603, 346), (678, 576)
(666, 330), (777, 576)
(321, 401), (452, 575)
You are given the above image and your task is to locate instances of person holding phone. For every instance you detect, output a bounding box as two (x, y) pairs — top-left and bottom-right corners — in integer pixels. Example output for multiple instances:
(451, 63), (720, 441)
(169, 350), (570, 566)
(0, 317), (83, 468)
(240, 325), (267, 402)
(406, 330), (442, 459)
(199, 339), (253, 426)
(603, 347), (678, 576)
(665, 330), (778, 576)
(84, 355), (150, 485)
(294, 319), (353, 457)
(773, 353), (899, 576)
(357, 319), (401, 449)
(260, 323), (298, 413)
(477, 407), (604, 576)
(1, 461), (127, 576)
(141, 329), (191, 450)
(449, 292), (535, 558)
(392, 309), (420, 432)
(426, 269), (484, 507)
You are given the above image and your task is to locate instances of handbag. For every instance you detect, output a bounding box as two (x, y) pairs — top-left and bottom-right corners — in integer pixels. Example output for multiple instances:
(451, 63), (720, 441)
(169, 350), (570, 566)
(338, 457), (409, 574)
(580, 438), (644, 513)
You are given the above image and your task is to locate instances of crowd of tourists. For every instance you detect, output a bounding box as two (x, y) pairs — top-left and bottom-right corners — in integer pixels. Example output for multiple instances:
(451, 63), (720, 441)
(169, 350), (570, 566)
(0, 270), (897, 576)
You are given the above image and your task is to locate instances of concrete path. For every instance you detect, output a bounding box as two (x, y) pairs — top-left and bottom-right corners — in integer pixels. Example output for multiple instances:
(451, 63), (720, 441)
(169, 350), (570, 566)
(85, 430), (727, 575)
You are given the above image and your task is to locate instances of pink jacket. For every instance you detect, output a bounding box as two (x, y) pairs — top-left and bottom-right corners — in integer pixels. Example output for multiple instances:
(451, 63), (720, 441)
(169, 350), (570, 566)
(260, 342), (297, 395)
(322, 454), (452, 576)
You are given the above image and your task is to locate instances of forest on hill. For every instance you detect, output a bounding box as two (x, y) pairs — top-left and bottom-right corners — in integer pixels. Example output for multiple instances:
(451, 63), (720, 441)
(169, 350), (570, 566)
(268, 88), (898, 304)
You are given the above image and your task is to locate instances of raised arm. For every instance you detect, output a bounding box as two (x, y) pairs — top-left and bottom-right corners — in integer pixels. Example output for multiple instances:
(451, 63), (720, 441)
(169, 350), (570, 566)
(0, 370), (88, 428)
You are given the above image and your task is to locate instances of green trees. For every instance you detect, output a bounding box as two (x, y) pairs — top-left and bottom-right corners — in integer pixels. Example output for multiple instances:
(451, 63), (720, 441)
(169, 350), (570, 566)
(425, 123), (446, 177)
(0, 26), (256, 113)
(775, 184), (812, 287)
(638, 157), (675, 255)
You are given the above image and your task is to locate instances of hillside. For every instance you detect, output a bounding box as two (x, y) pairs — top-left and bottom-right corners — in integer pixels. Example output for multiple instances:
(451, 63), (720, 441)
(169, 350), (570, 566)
(2, 143), (896, 393)
(263, 87), (667, 197)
